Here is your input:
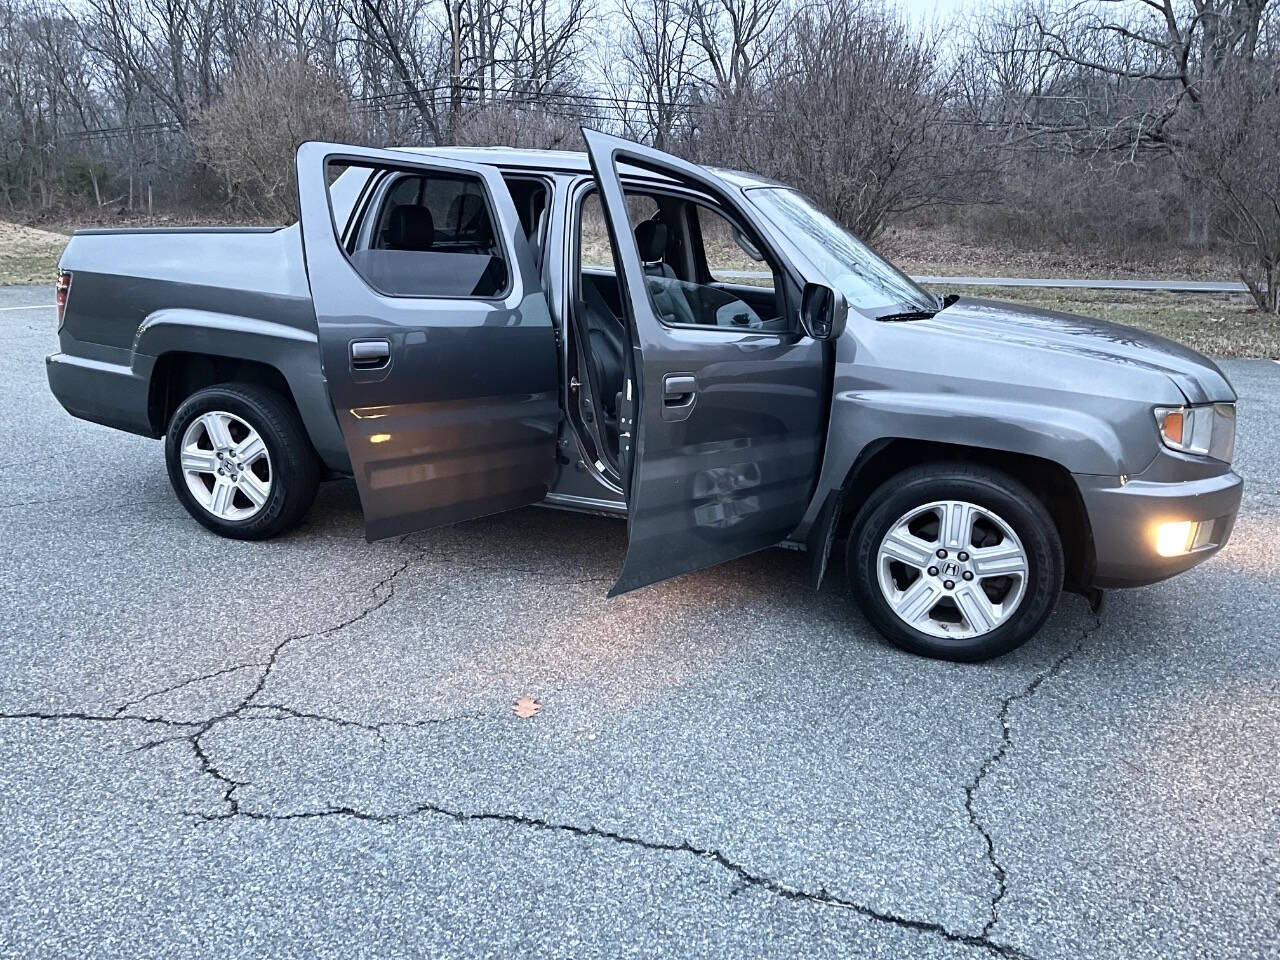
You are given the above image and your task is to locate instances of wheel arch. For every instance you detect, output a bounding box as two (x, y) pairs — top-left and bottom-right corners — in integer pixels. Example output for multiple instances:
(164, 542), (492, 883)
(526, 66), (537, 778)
(134, 308), (349, 474)
(836, 438), (1096, 596)
(148, 352), (294, 435)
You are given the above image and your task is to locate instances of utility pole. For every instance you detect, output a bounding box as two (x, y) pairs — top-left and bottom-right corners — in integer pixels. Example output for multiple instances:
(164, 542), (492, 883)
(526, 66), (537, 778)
(448, 0), (465, 144)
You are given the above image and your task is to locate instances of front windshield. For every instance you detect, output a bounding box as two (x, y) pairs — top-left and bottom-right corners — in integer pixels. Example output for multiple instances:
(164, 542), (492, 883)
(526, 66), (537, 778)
(746, 187), (936, 315)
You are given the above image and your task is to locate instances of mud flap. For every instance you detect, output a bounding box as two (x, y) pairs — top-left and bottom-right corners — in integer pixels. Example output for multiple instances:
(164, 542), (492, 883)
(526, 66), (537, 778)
(806, 491), (843, 591)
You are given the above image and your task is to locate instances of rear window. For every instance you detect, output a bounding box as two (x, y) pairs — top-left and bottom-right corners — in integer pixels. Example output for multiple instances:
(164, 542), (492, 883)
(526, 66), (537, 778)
(330, 161), (509, 299)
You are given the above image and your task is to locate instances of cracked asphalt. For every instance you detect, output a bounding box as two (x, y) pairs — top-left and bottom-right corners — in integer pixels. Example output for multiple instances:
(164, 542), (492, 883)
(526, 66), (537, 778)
(2, 282), (1278, 959)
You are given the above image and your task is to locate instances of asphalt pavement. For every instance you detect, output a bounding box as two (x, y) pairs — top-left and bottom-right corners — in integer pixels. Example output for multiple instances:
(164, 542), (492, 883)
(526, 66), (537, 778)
(1, 283), (1277, 959)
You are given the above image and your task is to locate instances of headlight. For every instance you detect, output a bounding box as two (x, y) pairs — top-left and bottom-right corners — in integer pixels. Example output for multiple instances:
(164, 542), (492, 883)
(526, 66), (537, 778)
(1154, 403), (1235, 462)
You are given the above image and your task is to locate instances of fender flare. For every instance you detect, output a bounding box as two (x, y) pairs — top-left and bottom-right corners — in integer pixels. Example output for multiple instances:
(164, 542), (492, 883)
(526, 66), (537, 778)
(132, 308), (348, 472)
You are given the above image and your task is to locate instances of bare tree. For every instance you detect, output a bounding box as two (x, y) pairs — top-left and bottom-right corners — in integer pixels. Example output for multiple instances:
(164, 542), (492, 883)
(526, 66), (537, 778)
(1034, 0), (1276, 246)
(1188, 58), (1280, 310)
(195, 49), (353, 220)
(610, 0), (700, 148)
(685, 0), (781, 97)
(739, 0), (974, 240)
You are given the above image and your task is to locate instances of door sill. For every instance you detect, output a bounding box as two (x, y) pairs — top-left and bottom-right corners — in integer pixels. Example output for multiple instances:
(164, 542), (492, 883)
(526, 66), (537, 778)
(540, 492), (627, 516)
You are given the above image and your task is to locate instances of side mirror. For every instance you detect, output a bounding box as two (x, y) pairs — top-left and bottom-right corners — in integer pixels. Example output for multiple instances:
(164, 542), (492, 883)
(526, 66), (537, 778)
(800, 282), (848, 341)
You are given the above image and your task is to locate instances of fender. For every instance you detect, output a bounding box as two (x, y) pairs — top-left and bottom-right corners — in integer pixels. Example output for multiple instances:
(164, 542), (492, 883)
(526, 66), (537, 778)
(800, 390), (1140, 589)
(133, 307), (349, 472)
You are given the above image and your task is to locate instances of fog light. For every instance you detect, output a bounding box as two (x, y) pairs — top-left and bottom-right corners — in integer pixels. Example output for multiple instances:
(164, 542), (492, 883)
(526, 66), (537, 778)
(1155, 520), (1195, 557)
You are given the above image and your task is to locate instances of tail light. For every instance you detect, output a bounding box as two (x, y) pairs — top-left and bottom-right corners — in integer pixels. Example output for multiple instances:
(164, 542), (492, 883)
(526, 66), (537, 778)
(56, 271), (72, 329)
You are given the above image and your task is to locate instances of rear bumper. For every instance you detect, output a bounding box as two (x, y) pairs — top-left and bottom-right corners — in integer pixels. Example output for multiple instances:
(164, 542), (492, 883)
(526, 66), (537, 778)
(1076, 467), (1243, 588)
(46, 352), (156, 437)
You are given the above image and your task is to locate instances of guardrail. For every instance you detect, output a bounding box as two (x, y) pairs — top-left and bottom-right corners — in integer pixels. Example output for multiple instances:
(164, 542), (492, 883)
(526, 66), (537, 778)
(716, 270), (1250, 294)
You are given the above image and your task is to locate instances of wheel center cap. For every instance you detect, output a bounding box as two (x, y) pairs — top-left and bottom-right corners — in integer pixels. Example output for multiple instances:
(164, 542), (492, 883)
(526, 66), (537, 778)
(941, 560), (961, 578)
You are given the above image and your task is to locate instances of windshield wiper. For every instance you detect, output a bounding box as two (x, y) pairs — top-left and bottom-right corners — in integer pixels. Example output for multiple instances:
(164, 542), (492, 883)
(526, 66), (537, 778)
(876, 309), (938, 322)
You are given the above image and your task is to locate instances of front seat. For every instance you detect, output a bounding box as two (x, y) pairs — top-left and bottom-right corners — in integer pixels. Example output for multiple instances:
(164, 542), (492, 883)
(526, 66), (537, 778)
(384, 205), (435, 251)
(634, 217), (675, 277)
(634, 218), (698, 326)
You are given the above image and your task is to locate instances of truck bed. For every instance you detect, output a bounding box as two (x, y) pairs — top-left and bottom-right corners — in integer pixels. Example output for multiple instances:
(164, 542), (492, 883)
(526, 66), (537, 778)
(47, 223), (338, 460)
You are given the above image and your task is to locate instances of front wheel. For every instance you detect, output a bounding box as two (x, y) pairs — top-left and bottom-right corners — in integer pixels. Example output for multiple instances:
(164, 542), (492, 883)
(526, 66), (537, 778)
(847, 463), (1064, 662)
(164, 383), (319, 540)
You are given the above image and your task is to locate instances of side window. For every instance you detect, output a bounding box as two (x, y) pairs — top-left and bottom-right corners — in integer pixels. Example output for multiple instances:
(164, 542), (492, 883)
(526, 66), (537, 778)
(503, 177), (550, 265)
(329, 161), (508, 299)
(579, 192), (659, 271)
(694, 203), (774, 290)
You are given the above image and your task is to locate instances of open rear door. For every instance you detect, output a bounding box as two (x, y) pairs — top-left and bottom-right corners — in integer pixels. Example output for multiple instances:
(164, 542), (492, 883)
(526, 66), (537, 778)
(296, 141), (559, 540)
(581, 129), (829, 594)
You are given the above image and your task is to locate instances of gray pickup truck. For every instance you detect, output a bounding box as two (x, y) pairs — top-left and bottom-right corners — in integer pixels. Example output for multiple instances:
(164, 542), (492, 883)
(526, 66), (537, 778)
(47, 131), (1242, 661)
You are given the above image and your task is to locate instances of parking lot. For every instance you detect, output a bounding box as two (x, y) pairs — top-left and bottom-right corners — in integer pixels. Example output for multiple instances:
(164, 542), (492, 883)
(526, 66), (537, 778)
(1, 281), (1277, 959)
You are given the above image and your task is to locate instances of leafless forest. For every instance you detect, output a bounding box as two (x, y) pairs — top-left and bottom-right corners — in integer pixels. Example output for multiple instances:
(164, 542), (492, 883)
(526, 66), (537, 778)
(1, 0), (1277, 309)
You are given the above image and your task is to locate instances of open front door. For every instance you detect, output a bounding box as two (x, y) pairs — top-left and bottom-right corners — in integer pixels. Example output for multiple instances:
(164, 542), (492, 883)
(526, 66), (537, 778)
(582, 129), (829, 595)
(296, 141), (559, 540)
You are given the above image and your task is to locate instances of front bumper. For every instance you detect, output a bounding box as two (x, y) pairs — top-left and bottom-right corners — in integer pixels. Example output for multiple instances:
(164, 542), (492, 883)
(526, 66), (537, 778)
(1076, 466), (1243, 588)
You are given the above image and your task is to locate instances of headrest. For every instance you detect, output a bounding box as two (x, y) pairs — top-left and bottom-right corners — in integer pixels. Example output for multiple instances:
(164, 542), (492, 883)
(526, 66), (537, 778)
(386, 204), (435, 251)
(634, 218), (668, 264)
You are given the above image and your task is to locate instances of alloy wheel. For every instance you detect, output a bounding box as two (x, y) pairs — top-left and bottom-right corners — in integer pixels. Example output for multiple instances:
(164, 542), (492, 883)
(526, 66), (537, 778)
(875, 499), (1028, 640)
(179, 411), (272, 521)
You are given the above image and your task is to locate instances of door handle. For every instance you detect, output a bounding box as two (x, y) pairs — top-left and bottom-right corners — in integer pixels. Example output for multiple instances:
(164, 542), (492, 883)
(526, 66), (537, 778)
(351, 339), (391, 370)
(662, 373), (697, 421)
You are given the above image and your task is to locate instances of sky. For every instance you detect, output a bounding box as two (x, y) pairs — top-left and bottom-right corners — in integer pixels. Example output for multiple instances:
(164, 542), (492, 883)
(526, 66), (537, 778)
(892, 0), (977, 28)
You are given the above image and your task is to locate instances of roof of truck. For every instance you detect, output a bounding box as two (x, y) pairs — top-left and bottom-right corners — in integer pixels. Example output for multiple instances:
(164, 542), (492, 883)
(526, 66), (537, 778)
(388, 145), (783, 189)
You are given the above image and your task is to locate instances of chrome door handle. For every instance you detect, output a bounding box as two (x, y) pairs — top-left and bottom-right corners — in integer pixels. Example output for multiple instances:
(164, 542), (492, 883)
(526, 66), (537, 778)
(662, 373), (697, 421)
(350, 339), (391, 370)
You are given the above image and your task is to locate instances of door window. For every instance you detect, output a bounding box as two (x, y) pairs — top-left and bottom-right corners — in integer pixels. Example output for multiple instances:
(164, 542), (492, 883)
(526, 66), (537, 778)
(330, 161), (509, 299)
(577, 186), (784, 332)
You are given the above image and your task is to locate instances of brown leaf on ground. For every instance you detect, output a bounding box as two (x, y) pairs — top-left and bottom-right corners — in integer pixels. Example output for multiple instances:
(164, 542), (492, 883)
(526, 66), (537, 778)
(512, 695), (541, 719)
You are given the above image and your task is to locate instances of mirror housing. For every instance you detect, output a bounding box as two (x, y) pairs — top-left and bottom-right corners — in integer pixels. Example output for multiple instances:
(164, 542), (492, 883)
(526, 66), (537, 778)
(800, 282), (848, 341)
(732, 227), (765, 262)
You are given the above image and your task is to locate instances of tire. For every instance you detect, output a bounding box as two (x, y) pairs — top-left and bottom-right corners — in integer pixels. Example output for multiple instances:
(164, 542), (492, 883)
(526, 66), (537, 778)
(847, 463), (1064, 662)
(164, 382), (319, 540)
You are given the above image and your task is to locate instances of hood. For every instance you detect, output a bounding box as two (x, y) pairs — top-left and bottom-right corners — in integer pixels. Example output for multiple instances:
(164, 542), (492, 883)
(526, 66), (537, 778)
(917, 297), (1236, 404)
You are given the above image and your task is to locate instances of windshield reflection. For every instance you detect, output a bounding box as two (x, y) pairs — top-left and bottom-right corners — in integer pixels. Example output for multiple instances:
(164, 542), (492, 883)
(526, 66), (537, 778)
(746, 187), (935, 316)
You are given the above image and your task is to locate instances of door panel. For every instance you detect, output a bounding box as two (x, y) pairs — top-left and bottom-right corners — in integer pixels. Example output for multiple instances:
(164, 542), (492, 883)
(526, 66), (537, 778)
(581, 129), (829, 594)
(296, 142), (559, 541)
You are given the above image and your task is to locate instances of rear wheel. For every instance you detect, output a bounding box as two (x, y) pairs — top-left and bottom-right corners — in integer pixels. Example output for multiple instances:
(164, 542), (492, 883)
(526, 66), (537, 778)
(847, 463), (1063, 662)
(164, 383), (319, 540)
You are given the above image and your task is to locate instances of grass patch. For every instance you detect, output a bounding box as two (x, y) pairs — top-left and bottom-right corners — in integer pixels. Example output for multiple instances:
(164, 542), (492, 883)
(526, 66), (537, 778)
(927, 284), (1279, 359)
(0, 222), (69, 285)
(882, 222), (1240, 282)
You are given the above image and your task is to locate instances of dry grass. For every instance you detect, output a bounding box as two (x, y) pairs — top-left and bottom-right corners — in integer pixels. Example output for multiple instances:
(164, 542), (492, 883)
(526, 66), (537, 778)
(0, 221), (69, 285)
(882, 222), (1239, 282)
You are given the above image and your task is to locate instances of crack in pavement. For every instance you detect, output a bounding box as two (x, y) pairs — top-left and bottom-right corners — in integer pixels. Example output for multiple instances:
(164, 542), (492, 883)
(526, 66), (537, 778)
(237, 704), (483, 742)
(963, 615), (1104, 939)
(164, 551), (425, 817)
(112, 663), (261, 717)
(0, 537), (1080, 959)
(195, 798), (1037, 960)
(0, 708), (198, 730)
